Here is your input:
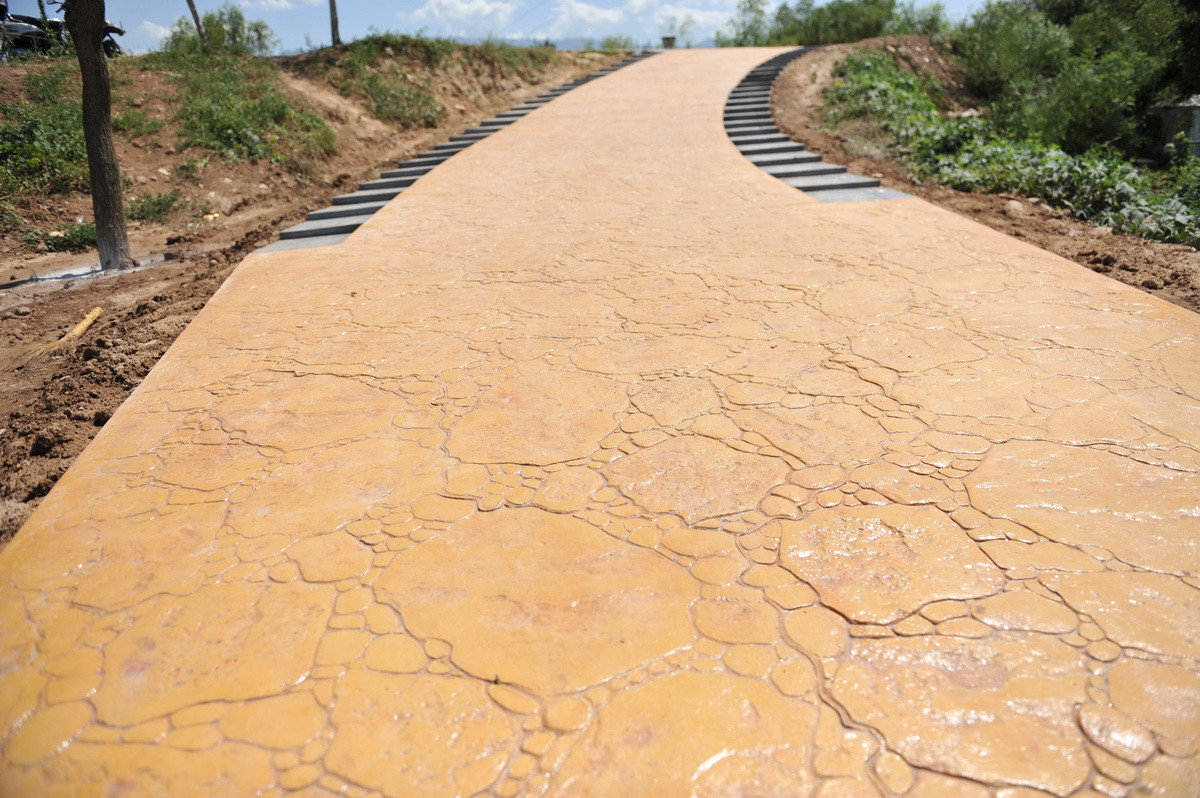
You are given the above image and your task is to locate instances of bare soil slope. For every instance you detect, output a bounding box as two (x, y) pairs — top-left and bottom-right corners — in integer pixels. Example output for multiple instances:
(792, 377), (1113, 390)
(0, 48), (616, 542)
(772, 36), (1200, 314)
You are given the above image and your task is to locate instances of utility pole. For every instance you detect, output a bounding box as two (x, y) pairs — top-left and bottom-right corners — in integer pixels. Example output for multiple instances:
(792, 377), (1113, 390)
(329, 0), (341, 46)
(61, 0), (135, 270)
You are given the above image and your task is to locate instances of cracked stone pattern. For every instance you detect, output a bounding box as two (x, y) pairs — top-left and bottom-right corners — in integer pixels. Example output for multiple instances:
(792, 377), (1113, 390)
(1, 48), (1199, 797)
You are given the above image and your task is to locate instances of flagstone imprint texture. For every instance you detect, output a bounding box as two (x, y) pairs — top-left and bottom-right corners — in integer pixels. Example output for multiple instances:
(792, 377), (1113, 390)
(2, 47), (1200, 797)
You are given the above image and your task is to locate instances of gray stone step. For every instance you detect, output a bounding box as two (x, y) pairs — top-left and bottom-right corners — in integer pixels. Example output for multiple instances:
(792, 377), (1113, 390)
(479, 119), (515, 127)
(813, 187), (911, 202)
(333, 187), (405, 205)
(397, 155), (451, 169)
(258, 232), (352, 252)
(728, 125), (781, 137)
(358, 175), (418, 191)
(380, 164), (435, 179)
(308, 201), (387, 221)
(738, 141), (805, 155)
(763, 161), (847, 179)
(431, 141), (472, 152)
(279, 213), (376, 240)
(450, 132), (491, 142)
(724, 110), (773, 120)
(726, 119), (778, 130)
(746, 151), (820, 166)
(731, 134), (793, 146)
(782, 172), (882, 192)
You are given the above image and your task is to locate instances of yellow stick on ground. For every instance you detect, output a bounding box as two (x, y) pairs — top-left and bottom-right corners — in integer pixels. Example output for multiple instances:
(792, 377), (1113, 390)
(18, 306), (103, 368)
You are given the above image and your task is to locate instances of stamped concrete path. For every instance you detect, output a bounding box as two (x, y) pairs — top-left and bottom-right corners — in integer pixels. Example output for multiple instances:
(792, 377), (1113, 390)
(3, 48), (1200, 797)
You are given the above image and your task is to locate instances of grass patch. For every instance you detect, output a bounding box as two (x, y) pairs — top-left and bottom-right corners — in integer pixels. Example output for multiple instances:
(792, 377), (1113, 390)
(0, 66), (87, 201)
(111, 107), (163, 139)
(23, 220), (96, 252)
(144, 50), (336, 174)
(297, 33), (559, 129)
(128, 189), (181, 222)
(825, 50), (1200, 245)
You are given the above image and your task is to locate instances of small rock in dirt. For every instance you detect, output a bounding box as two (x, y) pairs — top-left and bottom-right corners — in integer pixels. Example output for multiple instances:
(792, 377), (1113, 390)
(1094, 226), (1112, 236)
(1142, 278), (1162, 289)
(13, 306), (32, 317)
(92, 410), (110, 427)
(1005, 199), (1028, 215)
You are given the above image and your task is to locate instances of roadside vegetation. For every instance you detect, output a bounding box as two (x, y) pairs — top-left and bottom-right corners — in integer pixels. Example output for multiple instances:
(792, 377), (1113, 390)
(290, 32), (558, 129)
(0, 3), (573, 255)
(720, 0), (1200, 245)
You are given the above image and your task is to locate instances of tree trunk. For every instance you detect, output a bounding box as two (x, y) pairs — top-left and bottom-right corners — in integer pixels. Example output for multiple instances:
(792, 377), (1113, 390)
(329, 0), (341, 47)
(185, 0), (207, 44)
(64, 0), (135, 270)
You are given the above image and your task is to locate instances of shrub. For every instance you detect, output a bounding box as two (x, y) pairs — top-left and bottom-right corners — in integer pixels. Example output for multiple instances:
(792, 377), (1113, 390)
(954, 1), (1071, 99)
(148, 52), (335, 171)
(0, 67), (87, 200)
(128, 190), (180, 222)
(363, 73), (442, 127)
(825, 49), (1200, 244)
(162, 3), (277, 56)
(24, 220), (96, 252)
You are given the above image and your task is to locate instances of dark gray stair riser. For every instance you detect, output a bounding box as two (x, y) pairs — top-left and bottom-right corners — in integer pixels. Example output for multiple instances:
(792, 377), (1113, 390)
(782, 174), (881, 191)
(747, 152), (821, 166)
(358, 176), (418, 191)
(280, 213), (377, 240)
(380, 165), (435, 179)
(451, 133), (491, 142)
(333, 188), (405, 205)
(730, 134), (793, 145)
(308, 202), (387, 221)
(729, 127), (782, 138)
(763, 162), (846, 178)
(738, 142), (804, 155)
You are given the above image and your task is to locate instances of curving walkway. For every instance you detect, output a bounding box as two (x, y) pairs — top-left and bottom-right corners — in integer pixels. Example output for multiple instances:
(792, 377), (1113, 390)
(2, 48), (1199, 797)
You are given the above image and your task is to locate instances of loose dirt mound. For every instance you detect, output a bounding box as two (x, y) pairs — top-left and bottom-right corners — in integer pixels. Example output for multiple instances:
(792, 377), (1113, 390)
(0, 48), (617, 544)
(772, 35), (1200, 314)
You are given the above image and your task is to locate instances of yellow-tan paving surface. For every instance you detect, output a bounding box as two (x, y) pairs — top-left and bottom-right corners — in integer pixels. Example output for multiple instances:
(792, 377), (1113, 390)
(2, 48), (1200, 796)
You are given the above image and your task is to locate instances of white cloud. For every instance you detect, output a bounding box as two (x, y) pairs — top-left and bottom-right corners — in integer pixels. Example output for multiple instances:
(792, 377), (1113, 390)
(404, 0), (521, 38)
(240, 0), (299, 10)
(138, 20), (173, 42)
(529, 0), (737, 43)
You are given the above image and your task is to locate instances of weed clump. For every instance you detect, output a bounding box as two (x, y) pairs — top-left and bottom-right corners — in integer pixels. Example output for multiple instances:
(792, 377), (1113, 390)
(128, 190), (181, 222)
(0, 67), (87, 200)
(825, 50), (1200, 245)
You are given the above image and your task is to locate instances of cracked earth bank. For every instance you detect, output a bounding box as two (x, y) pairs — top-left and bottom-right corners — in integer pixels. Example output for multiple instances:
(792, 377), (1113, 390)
(2, 48), (1200, 797)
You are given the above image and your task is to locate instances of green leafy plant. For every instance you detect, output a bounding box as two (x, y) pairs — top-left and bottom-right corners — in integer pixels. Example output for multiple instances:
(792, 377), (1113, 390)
(362, 73), (442, 127)
(144, 51), (335, 172)
(111, 107), (163, 138)
(162, 3), (277, 56)
(825, 49), (1200, 244)
(0, 67), (87, 200)
(23, 220), (97, 252)
(128, 189), (181, 222)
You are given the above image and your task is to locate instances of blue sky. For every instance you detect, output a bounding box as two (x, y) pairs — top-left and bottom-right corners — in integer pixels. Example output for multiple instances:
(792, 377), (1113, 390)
(8, 0), (985, 53)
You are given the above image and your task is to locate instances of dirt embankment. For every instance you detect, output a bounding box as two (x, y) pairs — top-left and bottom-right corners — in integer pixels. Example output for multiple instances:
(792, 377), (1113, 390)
(0, 48), (618, 543)
(772, 36), (1200, 314)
